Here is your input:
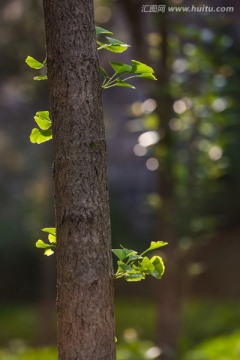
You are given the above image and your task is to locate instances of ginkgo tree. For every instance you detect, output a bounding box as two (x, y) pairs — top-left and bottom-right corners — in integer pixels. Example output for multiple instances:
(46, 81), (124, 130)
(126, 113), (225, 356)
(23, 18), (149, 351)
(26, 26), (166, 282)
(26, 3), (166, 358)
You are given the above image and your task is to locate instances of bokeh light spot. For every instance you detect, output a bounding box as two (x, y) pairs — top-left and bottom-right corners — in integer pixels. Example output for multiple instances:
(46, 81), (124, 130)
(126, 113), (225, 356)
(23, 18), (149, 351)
(95, 6), (111, 23)
(141, 99), (157, 114)
(133, 144), (147, 156)
(208, 146), (223, 161)
(138, 131), (160, 147)
(173, 100), (187, 114)
(146, 158), (159, 171)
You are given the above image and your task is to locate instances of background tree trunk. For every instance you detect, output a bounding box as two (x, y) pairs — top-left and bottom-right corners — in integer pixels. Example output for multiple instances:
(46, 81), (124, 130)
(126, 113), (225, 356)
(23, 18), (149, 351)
(43, 1), (116, 359)
(155, 6), (182, 359)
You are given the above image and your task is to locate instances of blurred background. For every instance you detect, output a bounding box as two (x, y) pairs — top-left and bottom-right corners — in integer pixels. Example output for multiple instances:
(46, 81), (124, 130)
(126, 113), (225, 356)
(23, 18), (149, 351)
(1, 0), (240, 359)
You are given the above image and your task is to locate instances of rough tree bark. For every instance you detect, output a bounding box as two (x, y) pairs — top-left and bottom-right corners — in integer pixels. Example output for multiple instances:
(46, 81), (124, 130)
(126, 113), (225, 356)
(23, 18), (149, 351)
(43, 1), (116, 359)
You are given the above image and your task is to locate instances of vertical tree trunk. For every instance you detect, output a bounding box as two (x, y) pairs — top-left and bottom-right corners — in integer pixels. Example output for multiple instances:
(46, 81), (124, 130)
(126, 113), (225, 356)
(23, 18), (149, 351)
(155, 5), (182, 358)
(43, 1), (116, 359)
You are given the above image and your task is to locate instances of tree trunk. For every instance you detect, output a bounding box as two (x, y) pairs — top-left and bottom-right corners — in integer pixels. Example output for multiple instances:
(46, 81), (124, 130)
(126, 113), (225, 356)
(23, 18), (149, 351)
(43, 1), (116, 359)
(155, 6), (182, 358)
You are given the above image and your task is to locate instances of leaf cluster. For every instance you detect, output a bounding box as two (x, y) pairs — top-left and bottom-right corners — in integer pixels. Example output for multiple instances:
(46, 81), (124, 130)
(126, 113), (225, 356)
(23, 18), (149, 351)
(113, 241), (167, 282)
(25, 26), (156, 143)
(35, 228), (56, 256)
(96, 26), (156, 89)
(30, 111), (52, 144)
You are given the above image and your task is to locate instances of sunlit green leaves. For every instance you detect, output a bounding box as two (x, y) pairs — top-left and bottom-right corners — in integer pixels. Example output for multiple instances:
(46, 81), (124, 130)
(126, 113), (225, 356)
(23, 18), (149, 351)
(143, 241), (168, 254)
(102, 60), (157, 90)
(26, 56), (47, 81)
(42, 227), (56, 236)
(34, 111), (51, 130)
(112, 248), (138, 261)
(96, 28), (157, 89)
(116, 80), (136, 89)
(138, 73), (157, 80)
(25, 56), (44, 69)
(124, 272), (146, 282)
(35, 228), (56, 256)
(97, 38), (130, 53)
(96, 27), (128, 52)
(30, 128), (52, 144)
(95, 26), (113, 35)
(36, 239), (49, 249)
(96, 25), (129, 52)
(30, 111), (52, 144)
(131, 60), (155, 75)
(110, 62), (132, 74)
(34, 75), (48, 81)
(113, 242), (167, 282)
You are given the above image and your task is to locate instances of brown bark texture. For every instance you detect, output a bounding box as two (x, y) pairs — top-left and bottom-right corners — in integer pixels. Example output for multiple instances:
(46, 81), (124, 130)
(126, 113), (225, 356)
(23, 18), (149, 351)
(43, 1), (116, 359)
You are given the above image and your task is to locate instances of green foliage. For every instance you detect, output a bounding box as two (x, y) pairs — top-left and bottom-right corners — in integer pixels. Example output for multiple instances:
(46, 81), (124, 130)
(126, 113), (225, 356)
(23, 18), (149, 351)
(95, 26), (113, 35)
(113, 241), (167, 281)
(96, 27), (156, 88)
(0, 305), (39, 346)
(0, 347), (57, 360)
(25, 56), (47, 81)
(30, 128), (52, 144)
(25, 56), (44, 70)
(35, 226), (167, 281)
(30, 111), (52, 144)
(35, 228), (56, 256)
(97, 37), (130, 53)
(180, 300), (240, 354)
(26, 27), (156, 147)
(183, 331), (240, 360)
(102, 60), (156, 90)
(33, 75), (48, 81)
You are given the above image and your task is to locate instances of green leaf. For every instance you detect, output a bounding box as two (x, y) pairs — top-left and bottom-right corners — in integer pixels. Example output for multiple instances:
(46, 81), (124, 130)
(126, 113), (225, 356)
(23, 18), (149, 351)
(34, 111), (51, 130)
(149, 241), (168, 250)
(115, 80), (135, 89)
(34, 75), (48, 81)
(138, 73), (157, 80)
(95, 26), (113, 35)
(36, 111), (51, 122)
(117, 261), (134, 272)
(36, 239), (49, 249)
(110, 61), (132, 74)
(97, 41), (129, 53)
(128, 253), (141, 261)
(41, 227), (56, 236)
(48, 234), (56, 244)
(25, 56), (44, 69)
(124, 272), (146, 282)
(150, 256), (165, 279)
(131, 60), (154, 75)
(144, 241), (168, 253)
(112, 248), (137, 261)
(30, 128), (52, 144)
(44, 249), (54, 256)
(139, 257), (155, 272)
(106, 37), (127, 46)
